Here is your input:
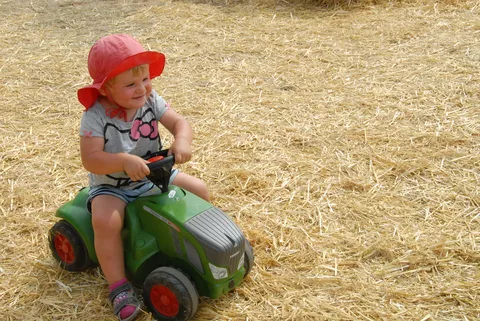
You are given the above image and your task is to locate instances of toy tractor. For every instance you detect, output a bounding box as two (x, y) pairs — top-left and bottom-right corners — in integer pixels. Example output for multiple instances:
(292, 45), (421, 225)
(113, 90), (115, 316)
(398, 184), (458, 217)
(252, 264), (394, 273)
(48, 150), (254, 320)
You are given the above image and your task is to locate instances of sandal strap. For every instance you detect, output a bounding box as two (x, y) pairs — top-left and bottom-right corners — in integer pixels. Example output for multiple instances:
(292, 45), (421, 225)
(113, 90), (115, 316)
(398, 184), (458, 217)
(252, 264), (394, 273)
(109, 282), (141, 319)
(113, 295), (139, 316)
(109, 282), (133, 302)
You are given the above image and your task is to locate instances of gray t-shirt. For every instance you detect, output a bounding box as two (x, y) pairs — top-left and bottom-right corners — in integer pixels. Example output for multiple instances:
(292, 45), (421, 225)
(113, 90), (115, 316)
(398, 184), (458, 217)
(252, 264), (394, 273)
(79, 90), (168, 190)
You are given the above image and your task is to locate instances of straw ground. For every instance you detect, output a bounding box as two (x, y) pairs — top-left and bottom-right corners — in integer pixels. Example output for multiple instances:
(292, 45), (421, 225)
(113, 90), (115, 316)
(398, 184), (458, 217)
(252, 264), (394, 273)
(0, 0), (479, 320)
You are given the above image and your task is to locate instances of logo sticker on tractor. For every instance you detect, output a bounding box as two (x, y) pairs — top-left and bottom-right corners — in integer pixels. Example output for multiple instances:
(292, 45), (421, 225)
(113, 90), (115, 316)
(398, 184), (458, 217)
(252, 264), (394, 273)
(143, 206), (180, 232)
(168, 190), (176, 198)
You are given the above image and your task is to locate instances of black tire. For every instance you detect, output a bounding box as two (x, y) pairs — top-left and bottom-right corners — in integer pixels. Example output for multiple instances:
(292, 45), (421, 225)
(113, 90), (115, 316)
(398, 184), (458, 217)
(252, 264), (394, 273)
(48, 220), (93, 272)
(143, 267), (199, 321)
(244, 239), (254, 278)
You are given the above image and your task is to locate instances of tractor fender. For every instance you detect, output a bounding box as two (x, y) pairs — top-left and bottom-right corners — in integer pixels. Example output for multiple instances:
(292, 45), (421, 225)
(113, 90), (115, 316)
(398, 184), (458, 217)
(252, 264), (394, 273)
(123, 202), (161, 283)
(55, 188), (98, 264)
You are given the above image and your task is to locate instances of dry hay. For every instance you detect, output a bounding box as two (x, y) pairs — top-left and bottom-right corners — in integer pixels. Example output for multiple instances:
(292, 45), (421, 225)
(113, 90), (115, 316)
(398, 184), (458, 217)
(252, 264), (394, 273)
(1, 0), (479, 320)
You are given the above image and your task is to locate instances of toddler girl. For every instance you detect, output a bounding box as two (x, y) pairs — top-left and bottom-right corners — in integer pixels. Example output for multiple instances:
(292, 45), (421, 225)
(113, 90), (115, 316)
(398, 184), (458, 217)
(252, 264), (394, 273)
(78, 34), (209, 321)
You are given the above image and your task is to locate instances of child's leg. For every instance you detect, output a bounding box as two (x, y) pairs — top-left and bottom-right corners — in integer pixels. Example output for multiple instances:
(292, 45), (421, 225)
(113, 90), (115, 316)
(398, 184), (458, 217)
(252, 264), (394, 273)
(91, 194), (127, 284)
(90, 194), (140, 321)
(171, 172), (210, 202)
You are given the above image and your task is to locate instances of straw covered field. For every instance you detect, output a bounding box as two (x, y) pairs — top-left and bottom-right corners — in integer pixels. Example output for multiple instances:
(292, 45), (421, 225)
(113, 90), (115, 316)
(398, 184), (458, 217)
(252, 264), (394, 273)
(1, 0), (479, 320)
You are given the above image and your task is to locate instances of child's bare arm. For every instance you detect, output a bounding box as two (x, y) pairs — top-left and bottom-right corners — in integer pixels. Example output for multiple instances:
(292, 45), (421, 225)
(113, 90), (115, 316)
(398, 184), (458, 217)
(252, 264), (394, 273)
(159, 109), (193, 164)
(80, 136), (150, 181)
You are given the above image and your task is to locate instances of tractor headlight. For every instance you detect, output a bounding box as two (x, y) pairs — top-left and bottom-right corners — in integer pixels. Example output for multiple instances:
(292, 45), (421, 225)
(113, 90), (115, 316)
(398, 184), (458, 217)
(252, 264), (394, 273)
(209, 263), (228, 280)
(237, 253), (245, 270)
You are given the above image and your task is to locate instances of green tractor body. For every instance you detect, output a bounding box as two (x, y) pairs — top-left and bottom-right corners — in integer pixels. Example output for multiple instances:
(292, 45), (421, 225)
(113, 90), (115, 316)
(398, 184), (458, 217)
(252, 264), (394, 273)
(55, 185), (249, 299)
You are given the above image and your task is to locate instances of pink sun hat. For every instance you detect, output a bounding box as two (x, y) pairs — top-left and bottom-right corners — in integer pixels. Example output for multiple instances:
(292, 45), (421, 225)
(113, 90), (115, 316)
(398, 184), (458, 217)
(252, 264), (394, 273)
(77, 34), (166, 109)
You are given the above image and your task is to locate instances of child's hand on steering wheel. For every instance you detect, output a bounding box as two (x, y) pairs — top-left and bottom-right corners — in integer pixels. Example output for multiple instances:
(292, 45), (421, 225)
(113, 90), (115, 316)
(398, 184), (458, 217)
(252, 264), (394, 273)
(123, 154), (150, 181)
(169, 138), (192, 164)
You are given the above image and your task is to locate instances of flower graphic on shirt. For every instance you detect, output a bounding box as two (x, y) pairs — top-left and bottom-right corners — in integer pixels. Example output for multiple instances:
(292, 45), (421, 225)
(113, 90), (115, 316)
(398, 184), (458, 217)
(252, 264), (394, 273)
(130, 119), (158, 141)
(103, 108), (159, 145)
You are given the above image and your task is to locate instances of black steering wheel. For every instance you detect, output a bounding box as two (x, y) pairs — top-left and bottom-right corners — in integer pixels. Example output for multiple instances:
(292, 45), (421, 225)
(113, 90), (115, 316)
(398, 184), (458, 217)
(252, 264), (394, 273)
(146, 150), (175, 193)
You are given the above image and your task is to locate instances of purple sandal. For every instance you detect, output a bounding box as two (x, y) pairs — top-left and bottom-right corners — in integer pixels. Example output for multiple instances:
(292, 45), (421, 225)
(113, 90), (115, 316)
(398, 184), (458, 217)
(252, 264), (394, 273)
(109, 282), (141, 321)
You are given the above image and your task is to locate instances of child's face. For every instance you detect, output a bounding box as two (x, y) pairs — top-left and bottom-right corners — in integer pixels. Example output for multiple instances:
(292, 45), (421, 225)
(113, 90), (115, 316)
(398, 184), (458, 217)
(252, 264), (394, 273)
(103, 64), (152, 109)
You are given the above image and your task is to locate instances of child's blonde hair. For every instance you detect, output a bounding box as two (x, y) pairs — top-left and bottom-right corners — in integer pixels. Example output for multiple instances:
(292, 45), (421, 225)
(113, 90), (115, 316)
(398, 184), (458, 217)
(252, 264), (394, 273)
(104, 64), (149, 88)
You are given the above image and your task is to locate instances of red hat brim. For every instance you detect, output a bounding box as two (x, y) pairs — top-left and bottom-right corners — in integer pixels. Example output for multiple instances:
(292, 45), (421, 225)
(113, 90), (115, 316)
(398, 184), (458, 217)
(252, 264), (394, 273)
(78, 51), (165, 109)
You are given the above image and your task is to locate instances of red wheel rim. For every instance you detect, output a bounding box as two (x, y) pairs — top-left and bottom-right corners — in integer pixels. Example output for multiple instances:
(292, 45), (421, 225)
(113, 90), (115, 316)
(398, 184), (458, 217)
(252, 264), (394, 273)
(54, 234), (75, 264)
(150, 285), (179, 317)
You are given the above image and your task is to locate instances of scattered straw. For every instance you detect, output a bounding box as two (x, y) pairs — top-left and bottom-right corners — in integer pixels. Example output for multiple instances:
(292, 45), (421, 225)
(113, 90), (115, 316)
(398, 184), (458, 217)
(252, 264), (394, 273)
(0, 0), (479, 320)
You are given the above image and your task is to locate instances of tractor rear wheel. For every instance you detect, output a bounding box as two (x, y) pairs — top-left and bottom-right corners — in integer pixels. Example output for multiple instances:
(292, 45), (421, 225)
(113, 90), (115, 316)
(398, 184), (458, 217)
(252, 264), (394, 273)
(48, 220), (92, 272)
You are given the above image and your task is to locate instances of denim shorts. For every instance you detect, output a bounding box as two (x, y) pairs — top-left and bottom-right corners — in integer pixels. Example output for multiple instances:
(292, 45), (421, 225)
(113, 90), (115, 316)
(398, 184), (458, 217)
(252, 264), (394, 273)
(87, 169), (178, 213)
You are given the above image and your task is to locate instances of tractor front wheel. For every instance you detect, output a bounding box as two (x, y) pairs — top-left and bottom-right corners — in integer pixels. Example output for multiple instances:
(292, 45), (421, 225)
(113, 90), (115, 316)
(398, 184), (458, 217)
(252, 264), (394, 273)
(244, 239), (255, 278)
(143, 267), (199, 321)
